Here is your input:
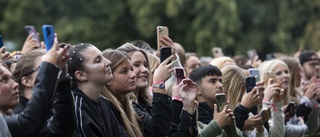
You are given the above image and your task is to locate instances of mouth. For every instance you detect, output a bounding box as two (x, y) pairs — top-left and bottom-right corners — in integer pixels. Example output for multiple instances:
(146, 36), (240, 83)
(138, 75), (148, 80)
(12, 92), (19, 97)
(106, 68), (112, 74)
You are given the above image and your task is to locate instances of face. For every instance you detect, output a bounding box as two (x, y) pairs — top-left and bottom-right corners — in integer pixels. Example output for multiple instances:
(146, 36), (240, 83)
(82, 46), (113, 85)
(27, 56), (42, 88)
(110, 59), (137, 95)
(273, 64), (290, 89)
(130, 51), (150, 89)
(301, 55), (320, 80)
(185, 56), (201, 77)
(0, 66), (19, 111)
(198, 75), (223, 103)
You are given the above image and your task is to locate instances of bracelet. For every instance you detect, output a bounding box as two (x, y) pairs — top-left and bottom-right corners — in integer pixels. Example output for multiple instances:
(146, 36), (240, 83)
(153, 81), (165, 84)
(172, 97), (183, 102)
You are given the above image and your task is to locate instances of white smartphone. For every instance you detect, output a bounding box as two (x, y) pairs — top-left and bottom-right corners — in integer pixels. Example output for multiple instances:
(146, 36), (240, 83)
(248, 68), (260, 82)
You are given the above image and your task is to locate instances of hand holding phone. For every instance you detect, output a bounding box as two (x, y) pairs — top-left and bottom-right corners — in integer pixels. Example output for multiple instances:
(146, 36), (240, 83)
(215, 93), (226, 112)
(285, 102), (296, 113)
(175, 67), (186, 84)
(42, 25), (55, 51)
(25, 25), (40, 42)
(157, 26), (169, 50)
(247, 49), (258, 61)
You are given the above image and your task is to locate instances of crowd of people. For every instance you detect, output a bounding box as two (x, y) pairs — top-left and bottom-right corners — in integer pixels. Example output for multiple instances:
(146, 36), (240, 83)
(0, 30), (319, 137)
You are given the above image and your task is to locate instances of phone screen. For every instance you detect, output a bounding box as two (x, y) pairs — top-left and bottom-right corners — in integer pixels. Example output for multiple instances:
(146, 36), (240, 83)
(157, 26), (169, 50)
(175, 67), (185, 84)
(246, 77), (256, 93)
(42, 25), (55, 51)
(160, 47), (171, 63)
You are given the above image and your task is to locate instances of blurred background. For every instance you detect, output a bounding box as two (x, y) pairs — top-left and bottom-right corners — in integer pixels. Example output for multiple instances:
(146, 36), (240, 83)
(0, 0), (319, 59)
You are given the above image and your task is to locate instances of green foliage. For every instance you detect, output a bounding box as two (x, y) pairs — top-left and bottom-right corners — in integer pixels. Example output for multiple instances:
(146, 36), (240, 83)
(0, 0), (319, 58)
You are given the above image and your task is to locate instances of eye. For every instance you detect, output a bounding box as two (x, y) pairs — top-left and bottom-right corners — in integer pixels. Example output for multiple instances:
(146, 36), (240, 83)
(95, 56), (101, 63)
(0, 76), (9, 83)
(284, 70), (289, 74)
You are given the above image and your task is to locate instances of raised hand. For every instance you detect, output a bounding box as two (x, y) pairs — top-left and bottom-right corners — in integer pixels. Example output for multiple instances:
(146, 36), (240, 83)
(42, 35), (69, 70)
(179, 79), (198, 106)
(0, 47), (10, 61)
(241, 87), (260, 109)
(263, 78), (282, 103)
(214, 104), (234, 128)
(243, 115), (264, 131)
(153, 55), (174, 82)
(21, 33), (41, 54)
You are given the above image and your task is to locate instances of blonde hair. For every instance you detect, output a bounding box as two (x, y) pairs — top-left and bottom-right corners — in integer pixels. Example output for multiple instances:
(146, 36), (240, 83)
(210, 56), (235, 70)
(147, 53), (160, 85)
(280, 57), (303, 104)
(101, 49), (142, 137)
(259, 59), (291, 105)
(221, 66), (246, 110)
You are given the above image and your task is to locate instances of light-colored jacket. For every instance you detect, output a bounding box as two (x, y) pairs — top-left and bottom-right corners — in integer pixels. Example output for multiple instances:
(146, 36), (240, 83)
(0, 114), (11, 137)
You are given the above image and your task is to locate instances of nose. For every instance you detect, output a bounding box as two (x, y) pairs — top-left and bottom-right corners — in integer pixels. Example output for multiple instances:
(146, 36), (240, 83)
(12, 80), (19, 90)
(130, 70), (137, 79)
(104, 57), (111, 67)
(217, 81), (223, 88)
(141, 65), (150, 75)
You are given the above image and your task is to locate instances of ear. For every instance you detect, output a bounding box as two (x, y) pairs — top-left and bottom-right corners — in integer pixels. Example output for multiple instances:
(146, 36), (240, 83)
(21, 76), (33, 88)
(75, 70), (88, 82)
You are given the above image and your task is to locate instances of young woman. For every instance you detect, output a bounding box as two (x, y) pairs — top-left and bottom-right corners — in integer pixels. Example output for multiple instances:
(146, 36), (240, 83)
(117, 43), (197, 136)
(13, 50), (46, 113)
(259, 59), (291, 137)
(68, 43), (128, 137)
(1, 37), (73, 137)
(184, 53), (201, 77)
(103, 46), (175, 136)
(221, 66), (269, 137)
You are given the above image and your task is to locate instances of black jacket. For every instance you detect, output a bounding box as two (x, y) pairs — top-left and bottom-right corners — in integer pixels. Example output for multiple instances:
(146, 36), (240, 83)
(4, 62), (72, 137)
(198, 102), (213, 124)
(12, 96), (28, 114)
(72, 88), (128, 137)
(171, 100), (198, 137)
(133, 93), (172, 137)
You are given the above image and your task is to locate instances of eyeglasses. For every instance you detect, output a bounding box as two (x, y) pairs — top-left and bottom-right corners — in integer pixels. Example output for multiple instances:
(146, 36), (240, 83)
(24, 65), (41, 76)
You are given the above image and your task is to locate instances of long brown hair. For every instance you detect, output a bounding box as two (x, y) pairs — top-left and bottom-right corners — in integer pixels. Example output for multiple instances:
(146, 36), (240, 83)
(101, 49), (142, 137)
(117, 43), (151, 106)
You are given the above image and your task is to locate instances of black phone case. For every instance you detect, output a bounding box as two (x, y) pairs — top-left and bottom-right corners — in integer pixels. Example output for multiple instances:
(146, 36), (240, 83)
(246, 77), (256, 93)
(160, 47), (171, 63)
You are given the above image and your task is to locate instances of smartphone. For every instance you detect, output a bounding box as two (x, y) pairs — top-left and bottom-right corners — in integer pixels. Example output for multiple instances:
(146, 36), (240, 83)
(174, 67), (185, 84)
(160, 47), (172, 63)
(246, 77), (256, 93)
(0, 35), (3, 48)
(266, 71), (275, 84)
(266, 53), (276, 60)
(25, 25), (40, 42)
(285, 102), (296, 113)
(247, 49), (258, 60)
(215, 93), (226, 112)
(212, 47), (223, 57)
(248, 68), (260, 82)
(156, 26), (169, 50)
(42, 25), (55, 51)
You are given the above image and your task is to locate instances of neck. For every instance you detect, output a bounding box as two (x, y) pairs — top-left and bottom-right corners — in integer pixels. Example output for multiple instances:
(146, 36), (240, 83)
(198, 96), (215, 111)
(23, 88), (33, 99)
(78, 82), (103, 101)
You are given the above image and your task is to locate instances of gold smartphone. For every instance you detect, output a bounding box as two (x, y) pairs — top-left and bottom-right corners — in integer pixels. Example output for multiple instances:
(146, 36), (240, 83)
(156, 26), (169, 50)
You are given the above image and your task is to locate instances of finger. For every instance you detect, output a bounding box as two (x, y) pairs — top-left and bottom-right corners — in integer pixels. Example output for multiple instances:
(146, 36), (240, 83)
(161, 55), (174, 66)
(214, 104), (218, 114)
(0, 47), (5, 54)
(26, 33), (34, 41)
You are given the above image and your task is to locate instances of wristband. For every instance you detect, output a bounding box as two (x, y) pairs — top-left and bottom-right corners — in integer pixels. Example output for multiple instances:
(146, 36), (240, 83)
(172, 97), (183, 102)
(153, 81), (165, 84)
